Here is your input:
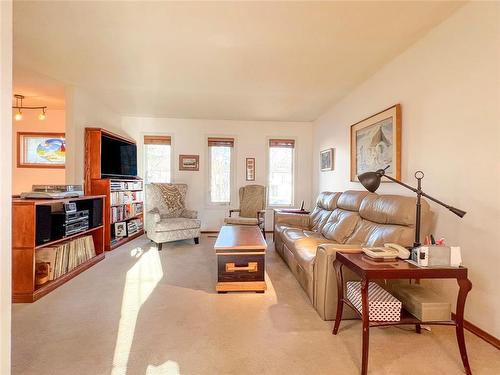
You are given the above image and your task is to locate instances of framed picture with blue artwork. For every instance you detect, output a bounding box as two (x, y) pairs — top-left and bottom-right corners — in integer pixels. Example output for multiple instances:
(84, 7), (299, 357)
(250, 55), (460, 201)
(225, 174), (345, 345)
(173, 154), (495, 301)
(350, 104), (401, 182)
(17, 132), (66, 168)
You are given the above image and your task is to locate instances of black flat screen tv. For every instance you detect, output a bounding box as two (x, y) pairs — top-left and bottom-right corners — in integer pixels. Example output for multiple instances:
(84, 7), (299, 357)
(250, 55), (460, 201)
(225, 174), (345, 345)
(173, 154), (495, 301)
(101, 135), (138, 178)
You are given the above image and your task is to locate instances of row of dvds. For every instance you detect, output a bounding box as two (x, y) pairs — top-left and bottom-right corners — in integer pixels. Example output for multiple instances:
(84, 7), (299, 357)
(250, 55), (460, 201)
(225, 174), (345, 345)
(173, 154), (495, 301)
(110, 180), (143, 191)
(110, 191), (143, 205)
(110, 202), (143, 223)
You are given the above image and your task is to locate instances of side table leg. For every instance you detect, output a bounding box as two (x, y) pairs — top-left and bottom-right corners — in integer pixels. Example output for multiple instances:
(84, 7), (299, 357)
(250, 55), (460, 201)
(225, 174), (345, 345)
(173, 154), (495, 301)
(361, 278), (370, 375)
(415, 324), (421, 334)
(332, 261), (344, 335)
(456, 278), (473, 375)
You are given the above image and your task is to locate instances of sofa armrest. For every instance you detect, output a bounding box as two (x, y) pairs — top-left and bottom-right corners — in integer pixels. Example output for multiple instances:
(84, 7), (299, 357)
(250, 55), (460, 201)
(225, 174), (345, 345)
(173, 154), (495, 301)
(274, 212), (310, 229)
(181, 209), (198, 219)
(313, 243), (362, 320)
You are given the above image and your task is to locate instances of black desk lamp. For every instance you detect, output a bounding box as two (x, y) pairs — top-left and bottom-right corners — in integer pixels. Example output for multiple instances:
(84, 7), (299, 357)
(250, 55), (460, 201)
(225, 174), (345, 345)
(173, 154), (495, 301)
(357, 165), (466, 248)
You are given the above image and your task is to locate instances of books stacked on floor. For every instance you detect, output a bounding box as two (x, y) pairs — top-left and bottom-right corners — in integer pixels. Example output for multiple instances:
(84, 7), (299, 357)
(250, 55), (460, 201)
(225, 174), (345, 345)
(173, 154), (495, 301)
(127, 218), (143, 236)
(111, 202), (143, 223)
(110, 180), (143, 191)
(110, 191), (143, 205)
(35, 235), (97, 282)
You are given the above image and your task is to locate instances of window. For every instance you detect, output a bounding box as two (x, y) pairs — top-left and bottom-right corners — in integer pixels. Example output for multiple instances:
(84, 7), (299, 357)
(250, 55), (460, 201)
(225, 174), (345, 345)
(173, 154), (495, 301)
(143, 135), (171, 183)
(208, 137), (234, 204)
(268, 139), (295, 206)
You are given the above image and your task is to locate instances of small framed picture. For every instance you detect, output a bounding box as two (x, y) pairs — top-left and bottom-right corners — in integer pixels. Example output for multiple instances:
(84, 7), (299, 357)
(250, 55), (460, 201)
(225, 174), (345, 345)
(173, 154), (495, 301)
(320, 148), (334, 171)
(246, 158), (255, 181)
(17, 132), (66, 168)
(114, 222), (127, 237)
(179, 154), (199, 171)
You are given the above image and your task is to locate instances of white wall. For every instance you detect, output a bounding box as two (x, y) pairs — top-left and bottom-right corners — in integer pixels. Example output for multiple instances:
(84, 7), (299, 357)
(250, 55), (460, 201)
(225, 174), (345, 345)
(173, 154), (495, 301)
(0, 1), (12, 373)
(313, 2), (500, 338)
(121, 117), (313, 231)
(65, 86), (121, 185)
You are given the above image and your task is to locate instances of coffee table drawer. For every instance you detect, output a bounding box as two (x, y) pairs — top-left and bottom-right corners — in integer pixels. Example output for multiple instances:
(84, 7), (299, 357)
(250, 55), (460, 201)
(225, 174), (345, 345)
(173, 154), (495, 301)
(217, 254), (265, 282)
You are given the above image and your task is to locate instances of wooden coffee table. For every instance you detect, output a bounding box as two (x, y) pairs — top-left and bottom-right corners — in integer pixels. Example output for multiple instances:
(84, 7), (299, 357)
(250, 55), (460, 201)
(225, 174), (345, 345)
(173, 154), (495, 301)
(214, 225), (267, 293)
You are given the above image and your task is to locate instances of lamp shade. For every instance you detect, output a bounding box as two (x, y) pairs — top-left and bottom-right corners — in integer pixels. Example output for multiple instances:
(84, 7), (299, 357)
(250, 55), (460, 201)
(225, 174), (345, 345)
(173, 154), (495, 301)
(358, 171), (382, 193)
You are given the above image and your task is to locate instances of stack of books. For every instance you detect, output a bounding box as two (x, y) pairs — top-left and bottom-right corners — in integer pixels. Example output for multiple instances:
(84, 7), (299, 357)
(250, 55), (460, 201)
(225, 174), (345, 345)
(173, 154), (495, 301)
(35, 235), (97, 282)
(110, 191), (143, 205)
(110, 202), (143, 223)
(127, 218), (144, 236)
(110, 181), (143, 191)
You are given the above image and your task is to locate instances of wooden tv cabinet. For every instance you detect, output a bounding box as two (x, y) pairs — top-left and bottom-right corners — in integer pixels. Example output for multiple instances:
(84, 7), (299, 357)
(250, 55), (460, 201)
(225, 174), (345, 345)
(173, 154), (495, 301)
(85, 127), (144, 251)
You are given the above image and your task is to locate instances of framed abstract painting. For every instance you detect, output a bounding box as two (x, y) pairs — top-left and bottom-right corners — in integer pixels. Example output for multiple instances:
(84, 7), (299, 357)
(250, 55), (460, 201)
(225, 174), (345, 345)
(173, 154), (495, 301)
(17, 132), (66, 168)
(320, 148), (334, 171)
(350, 104), (401, 182)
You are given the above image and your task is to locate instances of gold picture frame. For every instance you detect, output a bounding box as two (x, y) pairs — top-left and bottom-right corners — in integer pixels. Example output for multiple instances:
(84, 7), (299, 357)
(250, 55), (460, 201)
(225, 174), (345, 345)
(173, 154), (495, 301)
(350, 104), (401, 182)
(179, 154), (199, 171)
(246, 158), (255, 181)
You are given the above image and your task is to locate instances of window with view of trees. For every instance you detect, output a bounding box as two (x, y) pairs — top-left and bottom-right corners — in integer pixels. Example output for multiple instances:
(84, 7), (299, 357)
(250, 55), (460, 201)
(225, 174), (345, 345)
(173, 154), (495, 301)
(143, 135), (171, 183)
(208, 137), (234, 204)
(268, 139), (295, 206)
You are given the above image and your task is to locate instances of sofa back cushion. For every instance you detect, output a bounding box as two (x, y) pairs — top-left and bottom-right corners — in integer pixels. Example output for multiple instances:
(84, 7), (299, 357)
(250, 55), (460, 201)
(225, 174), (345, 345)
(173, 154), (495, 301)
(337, 190), (373, 211)
(310, 192), (341, 231)
(345, 194), (430, 247)
(321, 209), (360, 243)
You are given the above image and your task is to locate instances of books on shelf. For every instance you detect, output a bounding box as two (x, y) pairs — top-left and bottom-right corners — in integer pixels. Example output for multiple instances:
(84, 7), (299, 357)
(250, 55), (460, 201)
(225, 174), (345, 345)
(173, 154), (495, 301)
(110, 180), (143, 191)
(111, 202), (143, 223)
(110, 191), (143, 205)
(35, 235), (97, 282)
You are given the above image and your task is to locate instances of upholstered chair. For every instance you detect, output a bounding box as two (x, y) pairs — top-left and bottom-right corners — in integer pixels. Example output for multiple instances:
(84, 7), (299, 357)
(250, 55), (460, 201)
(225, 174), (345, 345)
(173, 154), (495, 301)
(224, 185), (267, 238)
(145, 183), (201, 250)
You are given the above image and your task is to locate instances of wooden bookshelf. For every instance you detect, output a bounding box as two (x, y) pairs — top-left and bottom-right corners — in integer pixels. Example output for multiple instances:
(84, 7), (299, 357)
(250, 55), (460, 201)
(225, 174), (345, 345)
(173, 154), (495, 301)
(90, 178), (144, 251)
(85, 127), (144, 251)
(12, 195), (105, 303)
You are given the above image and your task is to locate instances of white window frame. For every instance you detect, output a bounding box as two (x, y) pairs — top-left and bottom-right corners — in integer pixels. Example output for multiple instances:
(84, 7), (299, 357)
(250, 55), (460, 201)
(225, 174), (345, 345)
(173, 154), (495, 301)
(206, 136), (236, 207)
(266, 137), (296, 208)
(141, 132), (174, 184)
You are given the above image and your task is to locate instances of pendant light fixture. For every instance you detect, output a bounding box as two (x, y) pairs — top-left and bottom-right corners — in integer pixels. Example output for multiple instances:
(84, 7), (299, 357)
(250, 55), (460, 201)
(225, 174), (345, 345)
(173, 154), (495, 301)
(12, 94), (48, 121)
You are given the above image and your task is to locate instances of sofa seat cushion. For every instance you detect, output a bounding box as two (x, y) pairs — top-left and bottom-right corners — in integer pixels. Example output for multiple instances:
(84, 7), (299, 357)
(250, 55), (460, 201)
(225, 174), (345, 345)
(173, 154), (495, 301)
(155, 217), (201, 232)
(282, 228), (308, 249)
(224, 217), (259, 225)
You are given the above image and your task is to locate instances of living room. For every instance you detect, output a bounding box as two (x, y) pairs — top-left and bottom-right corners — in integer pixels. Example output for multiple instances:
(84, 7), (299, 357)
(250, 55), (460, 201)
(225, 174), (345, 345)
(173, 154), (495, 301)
(0, 1), (499, 375)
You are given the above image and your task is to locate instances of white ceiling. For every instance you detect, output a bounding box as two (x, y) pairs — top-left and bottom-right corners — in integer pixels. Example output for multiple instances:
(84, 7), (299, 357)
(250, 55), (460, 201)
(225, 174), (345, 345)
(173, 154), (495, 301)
(13, 1), (463, 121)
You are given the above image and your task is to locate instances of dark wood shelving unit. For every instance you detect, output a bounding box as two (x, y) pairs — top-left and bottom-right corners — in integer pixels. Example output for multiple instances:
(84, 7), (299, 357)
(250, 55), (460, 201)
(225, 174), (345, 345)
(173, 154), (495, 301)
(85, 127), (144, 251)
(12, 195), (105, 303)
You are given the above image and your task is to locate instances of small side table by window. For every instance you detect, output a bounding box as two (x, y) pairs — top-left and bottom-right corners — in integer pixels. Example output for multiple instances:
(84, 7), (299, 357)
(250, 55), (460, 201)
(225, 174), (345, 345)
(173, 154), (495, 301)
(333, 252), (472, 375)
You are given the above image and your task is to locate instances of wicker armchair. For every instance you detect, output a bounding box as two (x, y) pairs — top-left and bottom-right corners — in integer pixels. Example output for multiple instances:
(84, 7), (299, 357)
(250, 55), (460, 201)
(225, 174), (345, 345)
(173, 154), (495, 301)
(224, 185), (266, 238)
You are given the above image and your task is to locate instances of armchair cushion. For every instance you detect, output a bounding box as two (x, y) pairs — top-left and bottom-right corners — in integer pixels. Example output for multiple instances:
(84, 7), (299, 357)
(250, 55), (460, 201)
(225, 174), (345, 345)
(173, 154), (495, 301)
(181, 209), (198, 219)
(155, 217), (201, 232)
(239, 185), (266, 217)
(146, 183), (187, 217)
(224, 217), (259, 225)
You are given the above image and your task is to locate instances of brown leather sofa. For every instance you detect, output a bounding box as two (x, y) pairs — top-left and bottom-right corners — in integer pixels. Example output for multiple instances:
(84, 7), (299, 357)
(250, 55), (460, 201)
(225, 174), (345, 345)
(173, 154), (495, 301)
(274, 190), (430, 320)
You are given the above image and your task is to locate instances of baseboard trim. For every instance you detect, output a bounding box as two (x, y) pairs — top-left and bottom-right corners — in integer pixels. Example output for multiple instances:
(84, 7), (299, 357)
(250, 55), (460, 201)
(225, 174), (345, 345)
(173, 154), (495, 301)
(201, 230), (273, 234)
(451, 313), (500, 350)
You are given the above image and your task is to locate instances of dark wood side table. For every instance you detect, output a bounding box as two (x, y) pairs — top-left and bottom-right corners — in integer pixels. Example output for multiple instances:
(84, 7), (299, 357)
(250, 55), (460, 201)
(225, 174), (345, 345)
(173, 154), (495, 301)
(333, 252), (472, 375)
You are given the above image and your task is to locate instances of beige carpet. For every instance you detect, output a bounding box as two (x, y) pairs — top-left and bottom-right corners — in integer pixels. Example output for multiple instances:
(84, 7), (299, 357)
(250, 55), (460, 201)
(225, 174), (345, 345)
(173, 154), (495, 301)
(12, 234), (500, 375)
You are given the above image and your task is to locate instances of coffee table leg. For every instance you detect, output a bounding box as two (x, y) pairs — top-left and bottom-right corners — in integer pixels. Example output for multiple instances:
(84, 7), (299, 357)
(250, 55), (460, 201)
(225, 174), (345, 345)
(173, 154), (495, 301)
(361, 278), (370, 375)
(332, 261), (344, 335)
(456, 278), (472, 375)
